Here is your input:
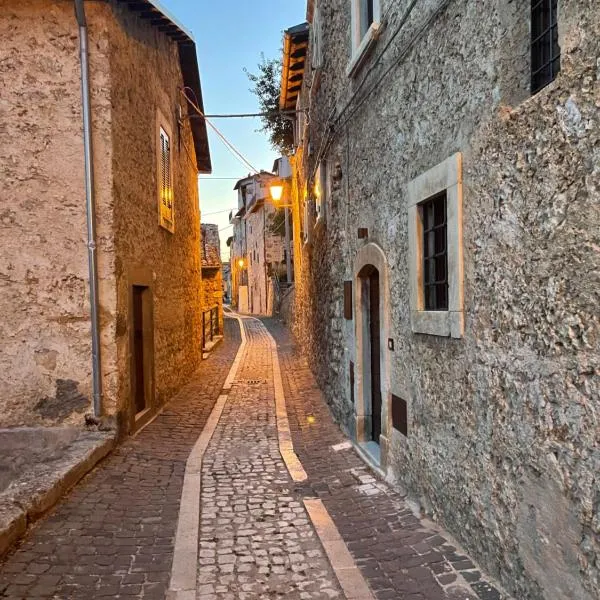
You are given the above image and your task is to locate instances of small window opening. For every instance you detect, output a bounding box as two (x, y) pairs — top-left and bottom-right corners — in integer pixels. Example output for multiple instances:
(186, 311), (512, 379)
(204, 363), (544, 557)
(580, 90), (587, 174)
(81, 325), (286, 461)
(531, 0), (560, 94)
(420, 192), (448, 311)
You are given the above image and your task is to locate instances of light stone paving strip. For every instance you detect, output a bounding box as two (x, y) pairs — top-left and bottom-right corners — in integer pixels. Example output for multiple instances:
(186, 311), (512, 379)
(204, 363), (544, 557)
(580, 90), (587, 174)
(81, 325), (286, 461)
(168, 316), (247, 600)
(197, 319), (344, 599)
(171, 314), (374, 599)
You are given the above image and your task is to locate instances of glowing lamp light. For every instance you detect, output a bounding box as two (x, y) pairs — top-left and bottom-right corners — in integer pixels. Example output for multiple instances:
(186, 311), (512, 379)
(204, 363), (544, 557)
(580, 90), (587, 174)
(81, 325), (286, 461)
(306, 415), (316, 425)
(269, 184), (284, 202)
(238, 258), (245, 269)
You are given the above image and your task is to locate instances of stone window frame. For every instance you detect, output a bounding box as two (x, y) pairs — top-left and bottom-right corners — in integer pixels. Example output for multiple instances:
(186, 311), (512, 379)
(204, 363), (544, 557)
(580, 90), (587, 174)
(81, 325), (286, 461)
(346, 0), (382, 78)
(407, 152), (464, 338)
(310, 1), (324, 71)
(156, 110), (174, 233)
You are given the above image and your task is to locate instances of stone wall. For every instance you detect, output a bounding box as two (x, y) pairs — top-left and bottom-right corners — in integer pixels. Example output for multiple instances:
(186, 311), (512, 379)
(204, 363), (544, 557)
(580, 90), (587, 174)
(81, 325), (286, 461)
(0, 0), (206, 432)
(108, 1), (204, 427)
(293, 1), (600, 598)
(201, 224), (223, 336)
(0, 0), (116, 427)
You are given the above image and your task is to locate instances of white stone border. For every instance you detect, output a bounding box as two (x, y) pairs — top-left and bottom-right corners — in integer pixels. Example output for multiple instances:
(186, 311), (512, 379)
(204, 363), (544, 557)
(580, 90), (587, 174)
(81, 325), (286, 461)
(304, 498), (375, 600)
(167, 315), (247, 600)
(407, 152), (464, 338)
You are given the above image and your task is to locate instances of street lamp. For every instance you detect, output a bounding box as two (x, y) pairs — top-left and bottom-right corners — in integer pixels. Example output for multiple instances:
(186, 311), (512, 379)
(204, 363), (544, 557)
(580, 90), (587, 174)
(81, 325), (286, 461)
(237, 257), (245, 269)
(269, 182), (284, 203)
(268, 179), (292, 285)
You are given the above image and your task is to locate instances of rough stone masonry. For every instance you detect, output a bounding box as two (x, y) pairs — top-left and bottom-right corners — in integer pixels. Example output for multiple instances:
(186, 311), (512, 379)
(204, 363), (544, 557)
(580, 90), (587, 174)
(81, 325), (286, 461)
(290, 1), (600, 599)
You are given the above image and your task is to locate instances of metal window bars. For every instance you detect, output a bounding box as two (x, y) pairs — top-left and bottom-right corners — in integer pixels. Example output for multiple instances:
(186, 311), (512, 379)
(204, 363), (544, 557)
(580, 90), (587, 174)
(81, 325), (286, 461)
(421, 192), (449, 311)
(531, 0), (560, 94)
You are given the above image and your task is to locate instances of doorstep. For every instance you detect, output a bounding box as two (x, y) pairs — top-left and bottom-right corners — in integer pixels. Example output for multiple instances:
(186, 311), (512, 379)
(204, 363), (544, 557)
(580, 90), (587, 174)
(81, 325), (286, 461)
(202, 335), (224, 359)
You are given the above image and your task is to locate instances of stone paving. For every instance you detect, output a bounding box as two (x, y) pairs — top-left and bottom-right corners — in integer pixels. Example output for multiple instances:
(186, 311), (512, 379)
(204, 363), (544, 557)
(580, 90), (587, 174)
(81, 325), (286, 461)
(0, 314), (513, 600)
(263, 318), (510, 600)
(0, 319), (240, 600)
(197, 319), (342, 599)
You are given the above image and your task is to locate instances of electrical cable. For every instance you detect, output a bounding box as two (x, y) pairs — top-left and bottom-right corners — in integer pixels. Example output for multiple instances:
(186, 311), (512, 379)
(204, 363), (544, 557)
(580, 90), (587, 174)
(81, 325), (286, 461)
(190, 110), (302, 119)
(202, 208), (238, 216)
(333, 0), (420, 129)
(336, 0), (452, 132)
(181, 87), (260, 174)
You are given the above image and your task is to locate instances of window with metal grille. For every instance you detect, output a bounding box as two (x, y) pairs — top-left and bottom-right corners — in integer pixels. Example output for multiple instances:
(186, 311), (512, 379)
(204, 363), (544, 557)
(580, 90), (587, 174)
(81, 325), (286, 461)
(531, 0), (560, 94)
(420, 192), (448, 311)
(159, 127), (173, 230)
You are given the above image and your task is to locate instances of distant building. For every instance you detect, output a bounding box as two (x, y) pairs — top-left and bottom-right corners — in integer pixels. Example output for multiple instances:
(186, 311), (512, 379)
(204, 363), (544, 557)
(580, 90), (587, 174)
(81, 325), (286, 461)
(222, 262), (232, 304)
(200, 224), (223, 350)
(0, 0), (211, 434)
(229, 172), (286, 315)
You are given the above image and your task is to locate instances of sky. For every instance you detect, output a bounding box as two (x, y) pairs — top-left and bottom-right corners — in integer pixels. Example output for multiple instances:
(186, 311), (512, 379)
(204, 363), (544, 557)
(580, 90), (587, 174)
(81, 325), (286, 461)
(160, 0), (307, 261)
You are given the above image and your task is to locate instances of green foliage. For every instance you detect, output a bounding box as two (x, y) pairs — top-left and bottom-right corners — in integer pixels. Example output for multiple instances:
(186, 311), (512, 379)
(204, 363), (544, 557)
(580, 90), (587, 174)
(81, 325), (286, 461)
(245, 55), (294, 155)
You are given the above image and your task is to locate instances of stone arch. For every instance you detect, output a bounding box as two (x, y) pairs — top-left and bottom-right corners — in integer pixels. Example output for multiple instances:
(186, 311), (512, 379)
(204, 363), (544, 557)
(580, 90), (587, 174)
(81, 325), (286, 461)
(353, 242), (391, 468)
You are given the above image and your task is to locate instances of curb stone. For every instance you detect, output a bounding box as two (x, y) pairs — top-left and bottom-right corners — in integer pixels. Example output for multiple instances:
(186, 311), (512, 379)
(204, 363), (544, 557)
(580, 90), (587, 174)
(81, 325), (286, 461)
(0, 433), (115, 559)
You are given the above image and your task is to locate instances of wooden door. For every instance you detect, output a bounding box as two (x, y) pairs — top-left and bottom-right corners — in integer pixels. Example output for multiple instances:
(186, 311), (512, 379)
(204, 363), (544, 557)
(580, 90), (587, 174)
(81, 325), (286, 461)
(369, 270), (381, 442)
(132, 285), (146, 414)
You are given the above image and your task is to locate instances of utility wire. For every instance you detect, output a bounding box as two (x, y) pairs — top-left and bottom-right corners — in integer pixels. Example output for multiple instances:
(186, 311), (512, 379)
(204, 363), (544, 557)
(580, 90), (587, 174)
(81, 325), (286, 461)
(334, 0), (420, 129)
(202, 208), (237, 216)
(181, 87), (259, 174)
(191, 110), (301, 119)
(199, 177), (246, 180)
(336, 0), (451, 132)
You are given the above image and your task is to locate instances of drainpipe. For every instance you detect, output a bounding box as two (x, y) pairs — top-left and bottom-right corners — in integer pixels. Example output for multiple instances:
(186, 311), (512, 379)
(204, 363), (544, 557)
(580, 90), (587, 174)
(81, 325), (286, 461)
(75, 0), (103, 418)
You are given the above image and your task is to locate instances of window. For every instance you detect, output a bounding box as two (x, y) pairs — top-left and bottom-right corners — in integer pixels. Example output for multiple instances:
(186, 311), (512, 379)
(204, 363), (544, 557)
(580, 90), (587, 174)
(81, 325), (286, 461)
(531, 0), (560, 94)
(310, 2), (324, 70)
(347, 0), (381, 78)
(420, 192), (448, 311)
(407, 153), (464, 338)
(157, 112), (174, 232)
(360, 0), (374, 38)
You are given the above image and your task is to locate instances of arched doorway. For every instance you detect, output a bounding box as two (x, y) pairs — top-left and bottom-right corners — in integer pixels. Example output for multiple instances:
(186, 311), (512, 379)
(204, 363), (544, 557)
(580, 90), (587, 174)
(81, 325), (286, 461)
(358, 264), (381, 443)
(353, 242), (390, 465)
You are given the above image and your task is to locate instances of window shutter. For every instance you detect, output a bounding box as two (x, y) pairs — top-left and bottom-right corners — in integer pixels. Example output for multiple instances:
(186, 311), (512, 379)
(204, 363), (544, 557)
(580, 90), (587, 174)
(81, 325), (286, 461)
(159, 127), (174, 231)
(344, 281), (353, 320)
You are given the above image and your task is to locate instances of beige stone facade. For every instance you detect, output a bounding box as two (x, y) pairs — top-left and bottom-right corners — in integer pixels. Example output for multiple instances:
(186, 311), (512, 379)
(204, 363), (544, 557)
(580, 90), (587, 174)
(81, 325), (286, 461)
(0, 0), (210, 434)
(284, 1), (600, 598)
(230, 173), (286, 315)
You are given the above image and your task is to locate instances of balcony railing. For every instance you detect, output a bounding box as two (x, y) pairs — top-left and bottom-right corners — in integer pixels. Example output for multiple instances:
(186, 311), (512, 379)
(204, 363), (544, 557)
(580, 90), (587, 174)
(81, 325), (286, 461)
(202, 306), (220, 350)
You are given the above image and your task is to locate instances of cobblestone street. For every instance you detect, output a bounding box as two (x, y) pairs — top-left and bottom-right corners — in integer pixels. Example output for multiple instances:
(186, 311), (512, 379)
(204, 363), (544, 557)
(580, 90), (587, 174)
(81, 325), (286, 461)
(0, 316), (510, 599)
(0, 321), (240, 600)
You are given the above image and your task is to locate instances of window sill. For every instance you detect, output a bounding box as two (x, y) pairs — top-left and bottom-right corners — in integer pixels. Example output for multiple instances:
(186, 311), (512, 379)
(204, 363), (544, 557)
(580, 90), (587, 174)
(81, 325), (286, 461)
(411, 310), (463, 338)
(346, 21), (382, 79)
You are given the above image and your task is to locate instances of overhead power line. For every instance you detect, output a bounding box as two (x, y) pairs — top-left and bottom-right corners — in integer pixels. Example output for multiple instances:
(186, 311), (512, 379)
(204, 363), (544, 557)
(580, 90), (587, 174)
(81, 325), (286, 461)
(191, 110), (301, 119)
(199, 176), (246, 180)
(202, 208), (237, 216)
(181, 87), (259, 174)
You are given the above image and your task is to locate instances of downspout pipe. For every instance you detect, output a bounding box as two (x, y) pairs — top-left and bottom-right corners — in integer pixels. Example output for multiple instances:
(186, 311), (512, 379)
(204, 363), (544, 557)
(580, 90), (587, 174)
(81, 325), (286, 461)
(75, 0), (103, 418)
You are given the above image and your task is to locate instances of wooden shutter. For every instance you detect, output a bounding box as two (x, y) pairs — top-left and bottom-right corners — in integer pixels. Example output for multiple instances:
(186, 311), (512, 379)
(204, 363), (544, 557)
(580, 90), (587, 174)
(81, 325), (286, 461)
(159, 127), (174, 231)
(343, 281), (353, 320)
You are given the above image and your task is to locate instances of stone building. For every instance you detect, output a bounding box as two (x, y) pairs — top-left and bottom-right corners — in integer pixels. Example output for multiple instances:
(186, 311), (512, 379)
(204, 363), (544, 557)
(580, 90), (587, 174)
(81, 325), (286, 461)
(229, 172), (286, 315)
(282, 1), (600, 599)
(0, 0), (211, 434)
(200, 223), (223, 350)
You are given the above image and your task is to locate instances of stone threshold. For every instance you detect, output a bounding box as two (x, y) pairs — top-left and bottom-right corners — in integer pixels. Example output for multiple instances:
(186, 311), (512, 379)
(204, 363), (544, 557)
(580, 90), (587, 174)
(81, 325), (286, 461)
(0, 430), (115, 559)
(202, 335), (224, 359)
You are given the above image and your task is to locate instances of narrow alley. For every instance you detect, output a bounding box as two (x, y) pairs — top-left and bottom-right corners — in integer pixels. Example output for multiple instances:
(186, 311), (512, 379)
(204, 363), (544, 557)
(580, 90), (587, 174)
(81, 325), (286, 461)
(0, 316), (507, 600)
